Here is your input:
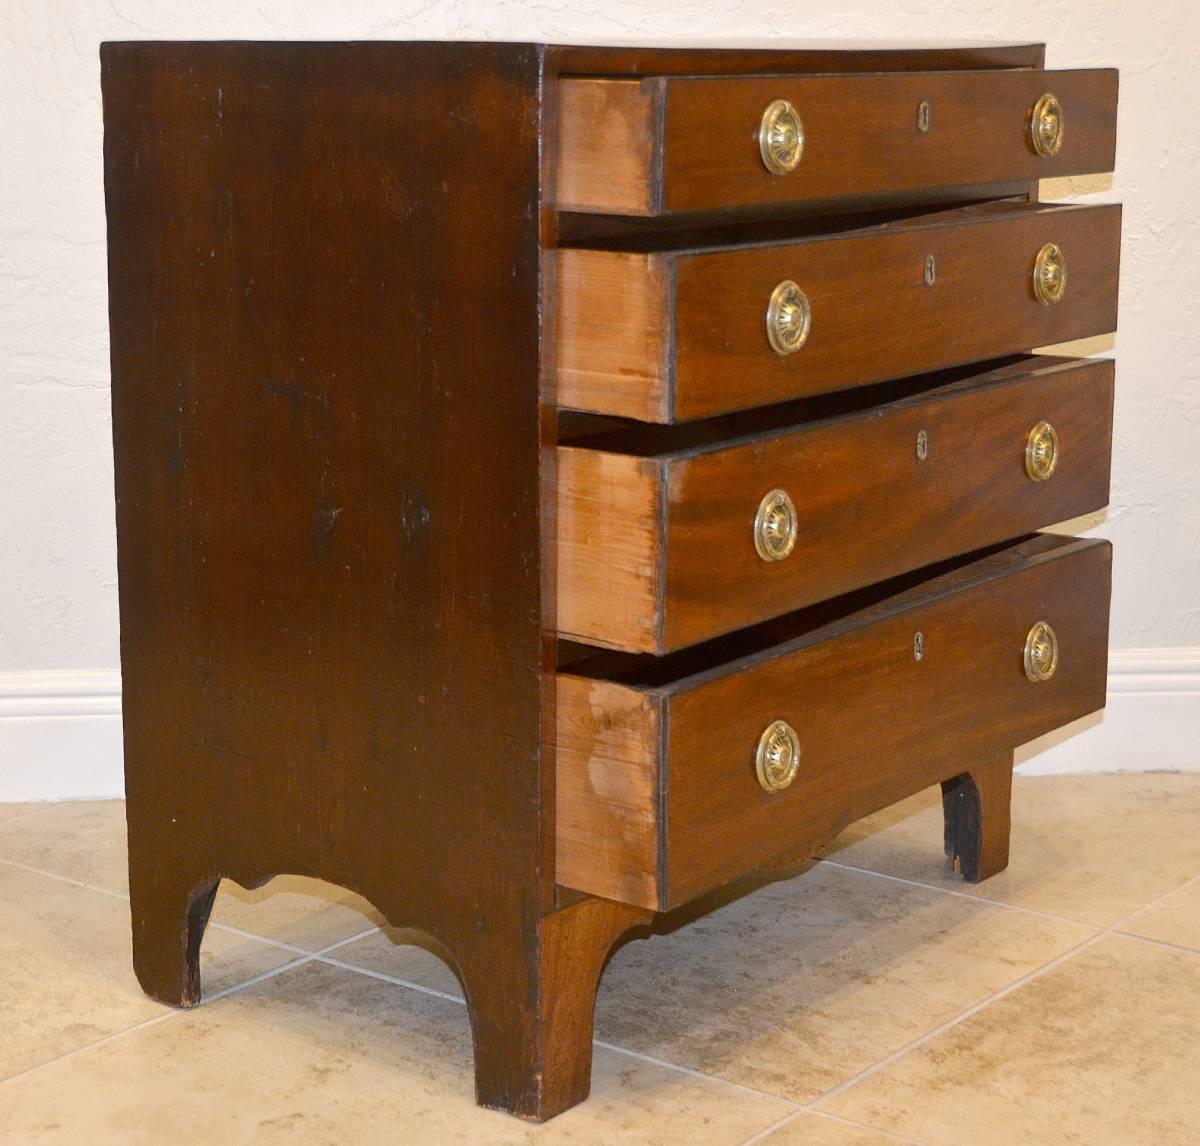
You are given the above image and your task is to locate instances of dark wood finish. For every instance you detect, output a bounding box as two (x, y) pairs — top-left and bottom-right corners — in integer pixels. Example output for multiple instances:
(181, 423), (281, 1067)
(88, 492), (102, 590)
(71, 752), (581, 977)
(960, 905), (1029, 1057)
(548, 41), (1047, 78)
(102, 39), (647, 1123)
(943, 754), (1016, 882)
(556, 201), (1121, 421)
(533, 896), (652, 1103)
(557, 69), (1117, 215)
(103, 39), (1116, 1121)
(558, 355), (1114, 652)
(557, 536), (1111, 910)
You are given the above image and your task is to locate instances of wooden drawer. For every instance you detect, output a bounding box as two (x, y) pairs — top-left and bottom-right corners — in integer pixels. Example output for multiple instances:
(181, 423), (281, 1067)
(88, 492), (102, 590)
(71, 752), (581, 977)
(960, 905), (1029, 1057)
(556, 534), (1111, 910)
(556, 68), (1117, 216)
(555, 201), (1121, 422)
(557, 355), (1113, 653)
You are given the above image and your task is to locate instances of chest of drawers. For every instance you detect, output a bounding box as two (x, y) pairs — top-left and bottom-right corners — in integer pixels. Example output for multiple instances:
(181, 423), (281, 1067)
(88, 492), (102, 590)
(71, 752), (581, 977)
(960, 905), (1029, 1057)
(102, 40), (1118, 1120)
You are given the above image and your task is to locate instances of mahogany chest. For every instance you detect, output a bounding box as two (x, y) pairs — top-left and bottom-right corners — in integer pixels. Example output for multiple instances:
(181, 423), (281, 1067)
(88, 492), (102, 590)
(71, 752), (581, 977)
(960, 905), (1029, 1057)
(101, 40), (1118, 1119)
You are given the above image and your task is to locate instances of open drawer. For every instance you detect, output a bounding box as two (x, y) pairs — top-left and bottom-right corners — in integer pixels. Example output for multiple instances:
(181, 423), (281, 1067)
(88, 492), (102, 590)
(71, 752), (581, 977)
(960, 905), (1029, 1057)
(555, 201), (1121, 421)
(555, 534), (1111, 911)
(558, 355), (1114, 653)
(555, 68), (1117, 215)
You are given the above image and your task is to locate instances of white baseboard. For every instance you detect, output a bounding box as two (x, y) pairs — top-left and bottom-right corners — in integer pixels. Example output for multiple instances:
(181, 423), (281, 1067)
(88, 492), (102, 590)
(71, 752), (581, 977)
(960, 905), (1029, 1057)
(1, 651), (1197, 801)
(1016, 649), (1200, 775)
(0, 671), (124, 801)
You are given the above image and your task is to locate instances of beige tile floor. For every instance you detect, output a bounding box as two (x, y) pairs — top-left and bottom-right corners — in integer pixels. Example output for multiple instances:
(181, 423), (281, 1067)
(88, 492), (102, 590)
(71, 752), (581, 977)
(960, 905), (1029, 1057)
(1, 774), (1198, 1144)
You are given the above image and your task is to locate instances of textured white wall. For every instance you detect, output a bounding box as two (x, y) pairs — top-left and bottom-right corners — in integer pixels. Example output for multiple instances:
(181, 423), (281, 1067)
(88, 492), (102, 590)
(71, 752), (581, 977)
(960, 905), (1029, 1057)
(0, 3), (1197, 794)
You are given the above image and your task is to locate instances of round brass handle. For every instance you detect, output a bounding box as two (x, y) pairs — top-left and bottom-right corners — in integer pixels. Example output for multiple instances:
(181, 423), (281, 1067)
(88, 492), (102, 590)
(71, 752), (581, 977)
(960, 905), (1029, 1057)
(1024, 621), (1060, 682)
(1030, 92), (1064, 157)
(754, 488), (798, 562)
(1025, 420), (1060, 481)
(766, 280), (812, 356)
(1032, 242), (1067, 305)
(759, 98), (804, 174)
(756, 719), (801, 792)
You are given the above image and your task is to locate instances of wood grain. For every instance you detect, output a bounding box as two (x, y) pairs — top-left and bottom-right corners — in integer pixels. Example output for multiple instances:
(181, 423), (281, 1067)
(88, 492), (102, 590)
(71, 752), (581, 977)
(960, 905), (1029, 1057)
(102, 39), (632, 1122)
(555, 79), (662, 215)
(547, 42), (1046, 80)
(555, 675), (662, 908)
(556, 535), (1111, 910)
(663, 69), (1117, 215)
(531, 897), (652, 1110)
(556, 69), (1115, 215)
(556, 201), (1121, 421)
(553, 248), (673, 421)
(102, 37), (1117, 1121)
(556, 447), (663, 652)
(557, 355), (1114, 652)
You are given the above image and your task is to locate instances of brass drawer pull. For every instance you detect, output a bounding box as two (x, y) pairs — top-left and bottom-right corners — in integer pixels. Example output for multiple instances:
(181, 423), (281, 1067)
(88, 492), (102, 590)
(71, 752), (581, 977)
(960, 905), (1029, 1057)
(759, 98), (804, 174)
(1032, 242), (1067, 305)
(766, 280), (811, 356)
(756, 719), (801, 792)
(1024, 620), (1060, 682)
(1030, 92), (1064, 157)
(754, 488), (798, 562)
(1025, 420), (1060, 481)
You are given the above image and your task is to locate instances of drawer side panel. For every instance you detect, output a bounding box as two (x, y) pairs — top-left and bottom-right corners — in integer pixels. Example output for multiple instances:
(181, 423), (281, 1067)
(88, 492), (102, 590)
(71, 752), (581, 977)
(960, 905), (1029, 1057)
(557, 447), (665, 652)
(555, 675), (663, 907)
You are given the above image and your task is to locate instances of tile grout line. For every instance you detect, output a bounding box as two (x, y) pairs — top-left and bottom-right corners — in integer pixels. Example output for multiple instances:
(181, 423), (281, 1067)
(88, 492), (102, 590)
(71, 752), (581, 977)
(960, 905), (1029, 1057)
(0, 1011), (182, 1091)
(811, 930), (1108, 1109)
(1111, 929), (1200, 958)
(314, 952), (813, 1111)
(0, 854), (378, 958)
(0, 805), (62, 829)
(0, 951), (317, 1091)
(6, 800), (1197, 1127)
(189, 952), (318, 1004)
(808, 865), (1200, 1111)
(819, 857), (1103, 927)
(0, 925), (385, 1093)
(734, 1107), (810, 1146)
(0, 855), (132, 902)
(309, 926), (384, 956)
(590, 1039), (805, 1109)
(1111, 867), (1200, 927)
(313, 952), (837, 1113)
(204, 919), (330, 956)
(804, 1108), (936, 1146)
(737, 1105), (934, 1146)
(317, 953), (470, 1006)
(300, 865), (1200, 1128)
(1108, 869), (1200, 957)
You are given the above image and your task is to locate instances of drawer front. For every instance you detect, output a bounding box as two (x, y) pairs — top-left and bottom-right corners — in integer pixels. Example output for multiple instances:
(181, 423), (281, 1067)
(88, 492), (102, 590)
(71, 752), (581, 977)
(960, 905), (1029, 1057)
(556, 202), (1121, 422)
(556, 536), (1111, 910)
(558, 356), (1114, 653)
(556, 69), (1117, 216)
